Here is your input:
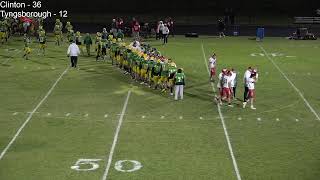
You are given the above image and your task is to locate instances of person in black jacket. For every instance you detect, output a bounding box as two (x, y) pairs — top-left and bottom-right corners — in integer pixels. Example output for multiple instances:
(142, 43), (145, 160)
(218, 20), (226, 38)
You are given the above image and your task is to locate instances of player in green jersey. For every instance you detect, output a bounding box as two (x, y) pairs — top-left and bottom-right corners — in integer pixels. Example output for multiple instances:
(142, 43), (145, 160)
(38, 28), (46, 55)
(23, 34), (31, 60)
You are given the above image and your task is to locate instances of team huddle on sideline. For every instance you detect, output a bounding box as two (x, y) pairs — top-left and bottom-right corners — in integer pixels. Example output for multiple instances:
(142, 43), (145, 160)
(209, 54), (258, 109)
(108, 39), (186, 100)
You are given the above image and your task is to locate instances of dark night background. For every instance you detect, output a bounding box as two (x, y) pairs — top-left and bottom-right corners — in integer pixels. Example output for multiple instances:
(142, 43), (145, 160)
(5, 0), (320, 35)
(46, 0), (319, 15)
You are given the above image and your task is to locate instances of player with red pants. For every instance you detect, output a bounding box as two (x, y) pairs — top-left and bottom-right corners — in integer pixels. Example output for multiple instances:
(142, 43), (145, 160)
(243, 73), (256, 110)
(221, 71), (233, 107)
(208, 53), (217, 81)
(216, 69), (226, 104)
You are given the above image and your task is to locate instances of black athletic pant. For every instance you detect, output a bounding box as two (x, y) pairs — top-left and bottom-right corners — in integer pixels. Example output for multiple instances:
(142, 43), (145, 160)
(233, 87), (236, 98)
(71, 56), (78, 68)
(163, 34), (168, 44)
(243, 86), (248, 102)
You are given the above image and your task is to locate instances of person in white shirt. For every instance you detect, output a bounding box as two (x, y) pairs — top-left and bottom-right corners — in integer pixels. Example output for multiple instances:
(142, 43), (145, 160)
(209, 53), (217, 81)
(162, 24), (170, 44)
(243, 66), (252, 102)
(158, 21), (164, 40)
(67, 41), (80, 68)
(230, 68), (237, 99)
(243, 73), (256, 110)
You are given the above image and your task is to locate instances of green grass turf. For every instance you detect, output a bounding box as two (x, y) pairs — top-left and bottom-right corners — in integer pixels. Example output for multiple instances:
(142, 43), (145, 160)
(0, 35), (320, 180)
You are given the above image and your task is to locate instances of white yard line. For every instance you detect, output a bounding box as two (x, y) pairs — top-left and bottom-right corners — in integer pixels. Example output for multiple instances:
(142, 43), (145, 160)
(0, 67), (69, 161)
(1, 50), (22, 65)
(201, 44), (242, 180)
(101, 90), (131, 180)
(258, 44), (320, 121)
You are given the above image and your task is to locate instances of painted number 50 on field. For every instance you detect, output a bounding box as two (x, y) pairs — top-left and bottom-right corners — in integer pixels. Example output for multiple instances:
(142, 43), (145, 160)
(70, 159), (142, 172)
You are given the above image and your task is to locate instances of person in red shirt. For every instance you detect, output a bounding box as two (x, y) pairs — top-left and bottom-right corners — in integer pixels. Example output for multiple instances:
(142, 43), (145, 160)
(132, 21), (140, 40)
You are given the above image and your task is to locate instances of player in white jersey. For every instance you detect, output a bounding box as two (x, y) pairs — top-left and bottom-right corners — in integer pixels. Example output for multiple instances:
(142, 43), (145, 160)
(243, 73), (257, 109)
(243, 66), (252, 102)
(221, 71), (233, 107)
(209, 53), (217, 81)
(230, 68), (237, 99)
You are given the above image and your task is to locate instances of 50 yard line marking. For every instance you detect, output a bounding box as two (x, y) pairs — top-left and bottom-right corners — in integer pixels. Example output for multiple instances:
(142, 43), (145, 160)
(0, 67), (69, 161)
(258, 44), (320, 121)
(102, 90), (131, 180)
(201, 44), (242, 180)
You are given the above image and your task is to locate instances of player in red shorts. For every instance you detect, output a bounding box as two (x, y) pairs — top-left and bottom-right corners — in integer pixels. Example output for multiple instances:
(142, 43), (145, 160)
(216, 68), (226, 105)
(208, 53), (217, 81)
(243, 73), (256, 110)
(221, 70), (233, 107)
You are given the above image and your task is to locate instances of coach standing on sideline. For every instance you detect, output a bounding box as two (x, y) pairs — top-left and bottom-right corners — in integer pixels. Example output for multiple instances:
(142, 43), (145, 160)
(67, 41), (80, 68)
(174, 68), (185, 100)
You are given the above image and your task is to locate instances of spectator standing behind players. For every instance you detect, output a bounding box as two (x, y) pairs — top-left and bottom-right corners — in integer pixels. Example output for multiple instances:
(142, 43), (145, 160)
(111, 19), (117, 37)
(67, 41), (80, 68)
(162, 24), (169, 44)
(166, 17), (174, 37)
(83, 33), (92, 56)
(174, 68), (186, 100)
(156, 21), (161, 40)
(208, 53), (217, 81)
(132, 21), (141, 40)
(218, 19), (226, 38)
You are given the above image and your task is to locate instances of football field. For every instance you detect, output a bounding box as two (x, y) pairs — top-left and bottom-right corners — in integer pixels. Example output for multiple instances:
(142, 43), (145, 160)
(0, 35), (320, 180)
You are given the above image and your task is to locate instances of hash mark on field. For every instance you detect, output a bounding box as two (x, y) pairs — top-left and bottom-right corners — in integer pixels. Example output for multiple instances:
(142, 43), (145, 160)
(259, 45), (320, 121)
(199, 116), (203, 120)
(179, 116), (183, 119)
(161, 116), (165, 119)
(104, 114), (108, 118)
(307, 73), (311, 75)
(257, 117), (261, 121)
(38, 67), (41, 70)
(295, 119), (299, 122)
(292, 72), (296, 75)
(51, 67), (56, 70)
(84, 113), (89, 117)
(0, 67), (69, 161)
(142, 115), (146, 119)
(47, 113), (51, 116)
(65, 113), (71, 117)
(276, 118), (280, 121)
(27, 111), (39, 114)
(12, 112), (18, 116)
(238, 117), (242, 120)
(24, 67), (27, 69)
